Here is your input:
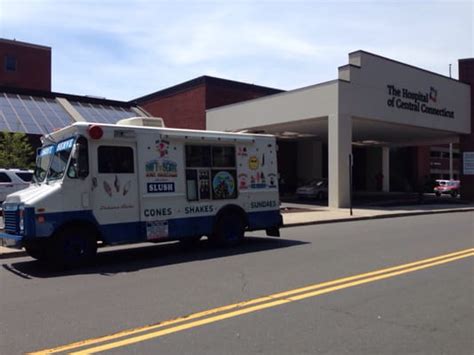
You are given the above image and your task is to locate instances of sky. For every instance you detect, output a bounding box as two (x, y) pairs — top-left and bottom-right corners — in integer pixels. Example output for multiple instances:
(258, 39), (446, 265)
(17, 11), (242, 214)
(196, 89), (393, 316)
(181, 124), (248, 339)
(1, 0), (472, 101)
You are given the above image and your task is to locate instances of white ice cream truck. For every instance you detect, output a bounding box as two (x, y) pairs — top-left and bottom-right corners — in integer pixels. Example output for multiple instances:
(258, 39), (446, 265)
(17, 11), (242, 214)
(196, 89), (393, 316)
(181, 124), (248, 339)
(0, 117), (282, 266)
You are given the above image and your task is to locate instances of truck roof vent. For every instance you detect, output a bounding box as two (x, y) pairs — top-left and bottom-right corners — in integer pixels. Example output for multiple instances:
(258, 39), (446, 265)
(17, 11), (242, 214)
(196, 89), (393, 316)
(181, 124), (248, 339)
(116, 117), (165, 128)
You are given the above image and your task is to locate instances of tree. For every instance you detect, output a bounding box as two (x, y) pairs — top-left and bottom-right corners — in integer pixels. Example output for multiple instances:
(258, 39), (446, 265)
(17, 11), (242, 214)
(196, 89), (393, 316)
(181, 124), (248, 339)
(0, 131), (35, 169)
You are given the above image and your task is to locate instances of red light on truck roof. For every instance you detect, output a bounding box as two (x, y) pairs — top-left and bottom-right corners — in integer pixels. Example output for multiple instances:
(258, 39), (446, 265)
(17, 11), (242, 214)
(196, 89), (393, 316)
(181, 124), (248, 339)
(88, 125), (103, 139)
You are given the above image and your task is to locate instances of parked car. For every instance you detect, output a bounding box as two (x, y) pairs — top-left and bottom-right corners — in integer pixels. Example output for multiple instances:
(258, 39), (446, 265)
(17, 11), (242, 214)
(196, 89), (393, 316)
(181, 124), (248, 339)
(0, 169), (33, 203)
(433, 179), (460, 197)
(296, 179), (328, 200)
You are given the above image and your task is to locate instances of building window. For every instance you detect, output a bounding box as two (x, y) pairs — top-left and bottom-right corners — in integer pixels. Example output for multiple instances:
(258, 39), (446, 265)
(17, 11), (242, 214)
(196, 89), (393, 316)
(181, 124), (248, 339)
(5, 55), (17, 72)
(98, 146), (134, 173)
(185, 145), (237, 201)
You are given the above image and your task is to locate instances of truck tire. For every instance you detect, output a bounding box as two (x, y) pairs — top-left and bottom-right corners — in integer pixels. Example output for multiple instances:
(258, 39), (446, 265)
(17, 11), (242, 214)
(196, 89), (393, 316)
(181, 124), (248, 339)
(179, 235), (202, 249)
(51, 226), (98, 268)
(24, 240), (50, 261)
(210, 212), (245, 246)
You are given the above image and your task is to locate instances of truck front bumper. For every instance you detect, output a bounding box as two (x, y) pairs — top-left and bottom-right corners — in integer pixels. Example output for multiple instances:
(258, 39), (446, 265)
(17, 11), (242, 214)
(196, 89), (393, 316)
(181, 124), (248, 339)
(0, 233), (23, 249)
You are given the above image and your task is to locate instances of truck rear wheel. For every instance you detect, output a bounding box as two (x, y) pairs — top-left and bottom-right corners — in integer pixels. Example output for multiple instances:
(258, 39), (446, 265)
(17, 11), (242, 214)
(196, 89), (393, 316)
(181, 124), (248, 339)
(211, 212), (245, 246)
(178, 235), (202, 249)
(52, 226), (98, 268)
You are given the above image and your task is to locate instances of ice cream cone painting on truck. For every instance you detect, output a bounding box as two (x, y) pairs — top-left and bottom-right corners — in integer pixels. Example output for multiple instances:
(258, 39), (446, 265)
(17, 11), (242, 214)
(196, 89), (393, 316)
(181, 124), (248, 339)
(0, 117), (282, 267)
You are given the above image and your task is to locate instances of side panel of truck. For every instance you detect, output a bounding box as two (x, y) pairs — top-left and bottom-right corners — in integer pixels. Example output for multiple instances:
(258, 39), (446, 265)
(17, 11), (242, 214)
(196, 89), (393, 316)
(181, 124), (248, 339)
(90, 141), (142, 244)
(134, 131), (281, 243)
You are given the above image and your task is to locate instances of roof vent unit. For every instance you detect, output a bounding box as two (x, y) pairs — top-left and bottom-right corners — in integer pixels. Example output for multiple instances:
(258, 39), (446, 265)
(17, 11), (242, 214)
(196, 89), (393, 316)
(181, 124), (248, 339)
(116, 117), (165, 128)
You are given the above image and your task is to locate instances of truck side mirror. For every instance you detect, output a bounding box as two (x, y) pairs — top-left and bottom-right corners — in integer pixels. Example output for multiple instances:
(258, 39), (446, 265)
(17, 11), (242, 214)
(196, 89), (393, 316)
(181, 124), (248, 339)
(78, 168), (88, 179)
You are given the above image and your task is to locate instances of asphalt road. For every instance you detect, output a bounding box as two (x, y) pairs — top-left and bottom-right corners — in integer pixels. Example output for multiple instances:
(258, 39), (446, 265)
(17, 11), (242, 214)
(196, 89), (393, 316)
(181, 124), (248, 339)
(1, 212), (473, 354)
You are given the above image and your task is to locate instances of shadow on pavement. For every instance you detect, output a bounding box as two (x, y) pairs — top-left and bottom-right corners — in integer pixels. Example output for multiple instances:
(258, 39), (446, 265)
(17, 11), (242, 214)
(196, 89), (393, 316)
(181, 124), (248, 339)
(3, 236), (307, 279)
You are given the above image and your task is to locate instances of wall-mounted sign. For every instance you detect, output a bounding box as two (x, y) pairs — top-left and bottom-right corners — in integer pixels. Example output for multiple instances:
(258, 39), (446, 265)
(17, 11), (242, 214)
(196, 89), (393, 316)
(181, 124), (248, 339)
(463, 152), (474, 175)
(386, 85), (455, 118)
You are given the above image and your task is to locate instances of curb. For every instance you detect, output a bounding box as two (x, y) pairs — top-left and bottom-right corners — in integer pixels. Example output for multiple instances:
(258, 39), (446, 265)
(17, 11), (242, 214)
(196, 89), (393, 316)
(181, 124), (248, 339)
(1, 208), (473, 260)
(282, 207), (474, 228)
(0, 250), (27, 260)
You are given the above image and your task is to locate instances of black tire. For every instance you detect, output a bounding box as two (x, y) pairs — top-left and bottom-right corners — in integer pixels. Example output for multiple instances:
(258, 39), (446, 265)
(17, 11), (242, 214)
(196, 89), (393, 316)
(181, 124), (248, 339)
(451, 190), (458, 198)
(178, 235), (202, 249)
(435, 192), (441, 197)
(210, 213), (245, 247)
(24, 239), (51, 261)
(51, 225), (98, 268)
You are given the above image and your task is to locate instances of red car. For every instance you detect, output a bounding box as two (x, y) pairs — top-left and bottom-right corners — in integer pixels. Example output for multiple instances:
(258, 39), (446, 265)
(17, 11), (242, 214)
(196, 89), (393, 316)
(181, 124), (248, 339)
(434, 179), (460, 197)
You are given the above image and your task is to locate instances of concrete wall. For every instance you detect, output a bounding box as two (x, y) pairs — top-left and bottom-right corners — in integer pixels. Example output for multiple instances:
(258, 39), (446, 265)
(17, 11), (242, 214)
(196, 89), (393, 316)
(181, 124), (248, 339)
(205, 51), (472, 207)
(207, 81), (339, 131)
(339, 51), (470, 134)
(459, 59), (474, 200)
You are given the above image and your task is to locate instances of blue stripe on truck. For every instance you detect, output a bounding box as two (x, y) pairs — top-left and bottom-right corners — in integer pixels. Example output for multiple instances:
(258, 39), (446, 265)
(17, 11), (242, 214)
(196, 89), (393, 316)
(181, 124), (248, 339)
(21, 209), (282, 245)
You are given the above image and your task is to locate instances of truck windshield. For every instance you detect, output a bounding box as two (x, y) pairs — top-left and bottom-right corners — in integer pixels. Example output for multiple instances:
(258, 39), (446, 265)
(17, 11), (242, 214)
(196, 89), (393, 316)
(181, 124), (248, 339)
(34, 138), (76, 183)
(34, 145), (55, 182)
(47, 138), (75, 181)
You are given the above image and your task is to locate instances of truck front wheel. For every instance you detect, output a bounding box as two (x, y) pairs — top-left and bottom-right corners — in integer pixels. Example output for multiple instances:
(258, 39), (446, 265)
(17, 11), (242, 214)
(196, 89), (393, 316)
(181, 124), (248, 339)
(52, 226), (98, 267)
(24, 240), (51, 261)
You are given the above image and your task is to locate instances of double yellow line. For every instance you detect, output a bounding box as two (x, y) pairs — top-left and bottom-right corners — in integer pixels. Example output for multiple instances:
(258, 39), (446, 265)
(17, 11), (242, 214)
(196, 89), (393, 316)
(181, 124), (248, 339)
(31, 247), (474, 354)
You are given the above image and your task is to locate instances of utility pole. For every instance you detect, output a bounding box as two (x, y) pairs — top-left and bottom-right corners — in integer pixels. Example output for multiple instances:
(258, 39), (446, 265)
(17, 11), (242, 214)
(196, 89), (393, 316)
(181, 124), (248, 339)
(448, 64), (453, 180)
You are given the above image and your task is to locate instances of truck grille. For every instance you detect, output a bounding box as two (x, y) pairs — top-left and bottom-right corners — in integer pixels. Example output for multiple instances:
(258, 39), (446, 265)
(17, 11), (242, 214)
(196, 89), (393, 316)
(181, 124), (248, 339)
(4, 209), (19, 234)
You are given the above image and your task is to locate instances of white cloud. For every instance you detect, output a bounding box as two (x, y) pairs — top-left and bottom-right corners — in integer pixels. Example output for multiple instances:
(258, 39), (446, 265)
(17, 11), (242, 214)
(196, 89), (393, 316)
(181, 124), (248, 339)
(1, 0), (471, 100)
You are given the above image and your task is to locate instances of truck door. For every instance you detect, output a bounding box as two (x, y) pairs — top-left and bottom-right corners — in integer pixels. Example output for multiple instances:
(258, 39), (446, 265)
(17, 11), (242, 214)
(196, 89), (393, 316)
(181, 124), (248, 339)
(91, 143), (140, 242)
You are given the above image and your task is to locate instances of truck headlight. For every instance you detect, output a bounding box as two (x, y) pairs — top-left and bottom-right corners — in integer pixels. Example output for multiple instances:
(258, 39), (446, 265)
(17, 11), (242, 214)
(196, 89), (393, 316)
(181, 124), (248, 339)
(19, 205), (25, 232)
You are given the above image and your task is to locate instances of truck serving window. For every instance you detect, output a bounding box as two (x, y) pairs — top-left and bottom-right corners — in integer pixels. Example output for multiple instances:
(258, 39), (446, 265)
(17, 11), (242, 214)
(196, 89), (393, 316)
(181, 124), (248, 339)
(185, 145), (237, 201)
(98, 146), (134, 174)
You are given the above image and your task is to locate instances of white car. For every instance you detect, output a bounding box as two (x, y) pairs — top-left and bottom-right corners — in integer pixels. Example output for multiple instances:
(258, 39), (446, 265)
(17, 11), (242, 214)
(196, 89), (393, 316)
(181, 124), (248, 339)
(296, 179), (328, 200)
(0, 169), (33, 203)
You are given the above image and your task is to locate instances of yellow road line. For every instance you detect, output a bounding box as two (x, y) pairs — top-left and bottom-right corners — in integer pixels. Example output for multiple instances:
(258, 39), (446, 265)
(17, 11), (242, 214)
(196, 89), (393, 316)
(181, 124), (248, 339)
(70, 251), (474, 354)
(30, 248), (474, 354)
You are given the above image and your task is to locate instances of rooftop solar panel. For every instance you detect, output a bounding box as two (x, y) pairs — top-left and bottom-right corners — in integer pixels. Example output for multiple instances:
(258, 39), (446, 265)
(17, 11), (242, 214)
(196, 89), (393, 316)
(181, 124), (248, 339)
(0, 93), (75, 135)
(70, 101), (136, 124)
(1, 91), (144, 135)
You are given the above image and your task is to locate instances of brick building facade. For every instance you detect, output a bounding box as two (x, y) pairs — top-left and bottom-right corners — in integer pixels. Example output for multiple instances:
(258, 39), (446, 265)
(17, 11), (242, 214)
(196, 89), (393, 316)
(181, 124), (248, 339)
(0, 38), (51, 92)
(459, 58), (474, 200)
(133, 76), (282, 129)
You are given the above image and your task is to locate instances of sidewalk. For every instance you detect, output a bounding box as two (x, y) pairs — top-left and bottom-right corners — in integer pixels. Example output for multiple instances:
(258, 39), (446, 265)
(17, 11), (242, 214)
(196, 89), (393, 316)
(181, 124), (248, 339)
(281, 203), (474, 227)
(1, 203), (473, 259)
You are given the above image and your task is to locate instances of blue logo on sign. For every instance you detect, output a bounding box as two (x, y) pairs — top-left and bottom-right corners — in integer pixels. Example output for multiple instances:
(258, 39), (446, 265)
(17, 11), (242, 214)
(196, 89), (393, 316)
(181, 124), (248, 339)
(147, 182), (175, 193)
